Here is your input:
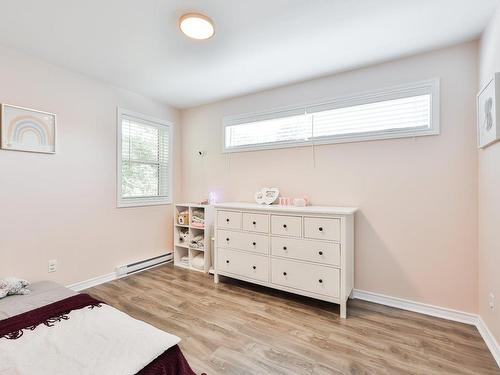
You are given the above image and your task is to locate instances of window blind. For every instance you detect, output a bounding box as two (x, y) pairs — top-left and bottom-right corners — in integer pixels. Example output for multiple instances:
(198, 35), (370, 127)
(309, 94), (431, 138)
(225, 112), (312, 149)
(223, 79), (439, 152)
(119, 112), (171, 206)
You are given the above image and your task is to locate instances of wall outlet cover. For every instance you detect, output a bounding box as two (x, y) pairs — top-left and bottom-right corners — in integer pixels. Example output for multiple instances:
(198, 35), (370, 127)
(48, 259), (57, 273)
(489, 292), (495, 310)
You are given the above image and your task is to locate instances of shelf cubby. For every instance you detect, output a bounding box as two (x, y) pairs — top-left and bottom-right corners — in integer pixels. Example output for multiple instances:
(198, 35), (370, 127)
(173, 203), (212, 273)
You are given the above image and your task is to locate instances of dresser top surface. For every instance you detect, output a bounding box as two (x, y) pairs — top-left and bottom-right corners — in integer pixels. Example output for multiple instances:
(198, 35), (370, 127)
(213, 202), (357, 215)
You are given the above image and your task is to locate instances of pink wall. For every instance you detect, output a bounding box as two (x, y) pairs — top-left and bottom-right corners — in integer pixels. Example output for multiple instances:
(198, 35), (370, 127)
(0, 33), (487, 322)
(181, 42), (479, 313)
(0, 46), (181, 286)
(479, 4), (500, 344)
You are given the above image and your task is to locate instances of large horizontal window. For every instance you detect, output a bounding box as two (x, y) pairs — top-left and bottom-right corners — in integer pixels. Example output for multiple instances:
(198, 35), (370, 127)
(223, 79), (439, 152)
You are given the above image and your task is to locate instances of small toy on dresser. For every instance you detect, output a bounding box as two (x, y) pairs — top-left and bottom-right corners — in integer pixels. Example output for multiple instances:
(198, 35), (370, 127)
(279, 196), (310, 207)
(176, 210), (189, 225)
(0, 277), (30, 299)
(254, 187), (279, 205)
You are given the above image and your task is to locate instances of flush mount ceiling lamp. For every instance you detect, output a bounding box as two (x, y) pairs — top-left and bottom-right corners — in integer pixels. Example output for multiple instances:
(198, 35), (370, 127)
(179, 13), (215, 40)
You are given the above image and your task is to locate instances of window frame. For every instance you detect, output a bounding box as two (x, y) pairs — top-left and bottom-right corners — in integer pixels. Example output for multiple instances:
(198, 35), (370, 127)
(116, 108), (173, 208)
(222, 79), (440, 153)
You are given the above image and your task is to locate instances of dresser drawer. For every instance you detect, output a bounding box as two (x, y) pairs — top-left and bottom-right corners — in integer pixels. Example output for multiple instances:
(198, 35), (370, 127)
(217, 248), (269, 282)
(217, 230), (269, 254)
(271, 237), (340, 267)
(271, 215), (302, 237)
(304, 217), (341, 241)
(271, 258), (340, 299)
(217, 210), (242, 230)
(242, 212), (269, 233)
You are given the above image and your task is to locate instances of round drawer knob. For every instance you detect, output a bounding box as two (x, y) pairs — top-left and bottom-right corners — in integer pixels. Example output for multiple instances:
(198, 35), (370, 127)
(283, 272), (287, 276)
(226, 260), (230, 264)
(318, 279), (323, 283)
(283, 224), (287, 229)
(226, 238), (230, 241)
(283, 246), (287, 251)
(252, 242), (256, 246)
(226, 218), (230, 222)
(252, 221), (256, 225)
(319, 251), (323, 255)
(252, 266), (256, 270)
(318, 227), (323, 232)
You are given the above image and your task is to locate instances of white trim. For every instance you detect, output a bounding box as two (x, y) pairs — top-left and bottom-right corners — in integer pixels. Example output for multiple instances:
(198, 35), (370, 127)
(476, 316), (500, 366)
(67, 272), (117, 292)
(222, 78), (440, 153)
(353, 289), (500, 367)
(352, 289), (477, 325)
(67, 253), (173, 292)
(116, 107), (173, 208)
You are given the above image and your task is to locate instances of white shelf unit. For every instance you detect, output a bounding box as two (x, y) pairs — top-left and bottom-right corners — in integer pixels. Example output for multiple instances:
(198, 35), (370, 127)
(173, 203), (213, 273)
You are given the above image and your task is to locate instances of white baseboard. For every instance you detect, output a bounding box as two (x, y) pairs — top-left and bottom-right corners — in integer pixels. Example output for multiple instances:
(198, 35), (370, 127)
(476, 316), (500, 366)
(67, 252), (172, 292)
(353, 289), (500, 367)
(67, 272), (117, 292)
(352, 289), (478, 325)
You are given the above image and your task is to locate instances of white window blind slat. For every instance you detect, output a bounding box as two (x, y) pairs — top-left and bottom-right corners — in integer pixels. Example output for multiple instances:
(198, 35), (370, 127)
(225, 114), (312, 148)
(312, 95), (431, 137)
(223, 80), (438, 152)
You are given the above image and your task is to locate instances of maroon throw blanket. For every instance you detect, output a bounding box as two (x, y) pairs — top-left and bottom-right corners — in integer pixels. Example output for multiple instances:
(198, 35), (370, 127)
(0, 294), (197, 375)
(0, 294), (102, 340)
(137, 345), (197, 375)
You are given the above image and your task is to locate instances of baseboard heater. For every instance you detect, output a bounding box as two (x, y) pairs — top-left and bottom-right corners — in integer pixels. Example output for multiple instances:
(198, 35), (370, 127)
(116, 253), (173, 276)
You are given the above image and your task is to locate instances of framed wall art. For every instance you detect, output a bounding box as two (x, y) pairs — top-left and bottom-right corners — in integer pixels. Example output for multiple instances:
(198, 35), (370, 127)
(0, 104), (56, 153)
(477, 73), (500, 149)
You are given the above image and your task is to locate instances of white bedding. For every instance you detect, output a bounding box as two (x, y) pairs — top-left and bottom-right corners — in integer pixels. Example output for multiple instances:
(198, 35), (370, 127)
(0, 303), (180, 375)
(0, 281), (77, 320)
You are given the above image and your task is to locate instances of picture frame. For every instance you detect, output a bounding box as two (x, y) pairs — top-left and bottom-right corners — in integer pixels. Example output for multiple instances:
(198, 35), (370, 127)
(0, 103), (56, 154)
(477, 73), (500, 149)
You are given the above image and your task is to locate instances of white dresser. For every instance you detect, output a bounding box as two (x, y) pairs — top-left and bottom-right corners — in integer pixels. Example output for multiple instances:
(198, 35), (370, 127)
(213, 202), (357, 318)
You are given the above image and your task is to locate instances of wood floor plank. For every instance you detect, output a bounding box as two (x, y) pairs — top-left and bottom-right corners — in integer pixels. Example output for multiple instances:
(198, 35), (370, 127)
(87, 264), (499, 375)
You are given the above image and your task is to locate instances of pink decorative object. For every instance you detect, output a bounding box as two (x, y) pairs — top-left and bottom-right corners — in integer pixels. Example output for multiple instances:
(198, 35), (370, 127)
(293, 198), (306, 207)
(279, 197), (292, 205)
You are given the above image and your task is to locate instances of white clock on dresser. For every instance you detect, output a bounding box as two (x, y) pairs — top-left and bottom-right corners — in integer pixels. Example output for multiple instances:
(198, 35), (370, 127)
(213, 202), (357, 318)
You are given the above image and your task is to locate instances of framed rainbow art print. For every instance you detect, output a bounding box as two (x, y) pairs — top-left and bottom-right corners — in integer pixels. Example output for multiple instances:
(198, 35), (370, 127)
(0, 104), (56, 153)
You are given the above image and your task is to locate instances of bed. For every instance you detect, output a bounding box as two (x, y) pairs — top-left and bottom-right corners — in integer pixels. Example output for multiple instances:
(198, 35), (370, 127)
(0, 281), (196, 374)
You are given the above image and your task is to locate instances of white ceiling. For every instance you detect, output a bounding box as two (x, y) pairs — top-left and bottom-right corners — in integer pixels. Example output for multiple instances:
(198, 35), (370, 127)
(0, 0), (498, 108)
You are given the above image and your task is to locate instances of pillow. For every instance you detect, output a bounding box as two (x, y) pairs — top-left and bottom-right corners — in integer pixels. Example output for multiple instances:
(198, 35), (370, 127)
(0, 277), (31, 299)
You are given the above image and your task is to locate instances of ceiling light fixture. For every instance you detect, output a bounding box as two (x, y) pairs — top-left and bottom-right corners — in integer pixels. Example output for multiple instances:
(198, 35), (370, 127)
(179, 13), (215, 40)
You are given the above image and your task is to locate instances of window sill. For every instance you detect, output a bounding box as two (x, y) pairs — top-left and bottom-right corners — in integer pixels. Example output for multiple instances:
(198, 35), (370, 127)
(117, 199), (172, 208)
(223, 127), (439, 153)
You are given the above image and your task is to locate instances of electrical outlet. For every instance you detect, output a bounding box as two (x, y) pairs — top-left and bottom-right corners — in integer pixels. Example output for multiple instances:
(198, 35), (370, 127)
(48, 259), (57, 273)
(489, 293), (495, 310)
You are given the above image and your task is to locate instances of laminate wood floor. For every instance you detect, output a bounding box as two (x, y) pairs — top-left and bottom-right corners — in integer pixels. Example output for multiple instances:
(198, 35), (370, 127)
(87, 264), (499, 375)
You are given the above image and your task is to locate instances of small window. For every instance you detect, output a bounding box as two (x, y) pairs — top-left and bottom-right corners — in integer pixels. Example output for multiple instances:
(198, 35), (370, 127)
(223, 79), (439, 152)
(117, 108), (172, 207)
